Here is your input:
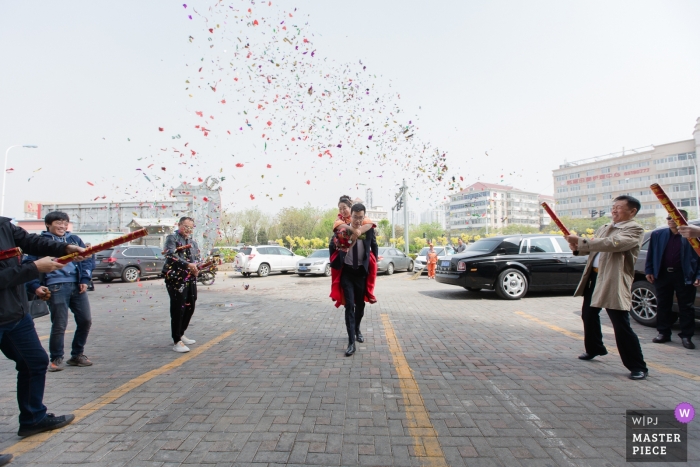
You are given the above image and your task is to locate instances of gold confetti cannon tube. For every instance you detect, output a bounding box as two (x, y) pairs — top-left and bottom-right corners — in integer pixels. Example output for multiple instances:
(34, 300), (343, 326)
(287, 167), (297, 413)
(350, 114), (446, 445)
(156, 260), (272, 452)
(541, 202), (570, 236)
(0, 247), (22, 261)
(650, 183), (700, 256)
(54, 228), (149, 264)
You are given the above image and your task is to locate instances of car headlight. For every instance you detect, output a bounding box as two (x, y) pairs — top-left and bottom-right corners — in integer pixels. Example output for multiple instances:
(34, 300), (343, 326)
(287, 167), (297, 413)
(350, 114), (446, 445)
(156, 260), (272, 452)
(457, 262), (466, 271)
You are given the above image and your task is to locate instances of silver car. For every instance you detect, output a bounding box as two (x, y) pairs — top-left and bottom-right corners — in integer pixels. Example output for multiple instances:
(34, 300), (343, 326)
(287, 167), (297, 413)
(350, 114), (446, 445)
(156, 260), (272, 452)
(295, 249), (331, 277)
(377, 247), (414, 275)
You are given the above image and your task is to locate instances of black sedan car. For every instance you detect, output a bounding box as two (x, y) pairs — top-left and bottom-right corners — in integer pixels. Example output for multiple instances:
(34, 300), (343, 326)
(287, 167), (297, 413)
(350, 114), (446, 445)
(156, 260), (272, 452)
(436, 234), (587, 300)
(629, 221), (700, 327)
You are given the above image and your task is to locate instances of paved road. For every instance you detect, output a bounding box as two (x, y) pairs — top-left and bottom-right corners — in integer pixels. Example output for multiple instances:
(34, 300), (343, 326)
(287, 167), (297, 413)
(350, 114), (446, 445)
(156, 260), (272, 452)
(0, 270), (698, 466)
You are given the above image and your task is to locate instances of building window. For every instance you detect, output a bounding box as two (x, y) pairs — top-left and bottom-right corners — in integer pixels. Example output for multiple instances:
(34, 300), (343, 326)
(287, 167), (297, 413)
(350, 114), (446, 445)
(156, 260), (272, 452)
(676, 198), (697, 207)
(602, 180), (611, 187)
(587, 182), (596, 189)
(586, 170), (595, 176)
(572, 210), (582, 216)
(618, 161), (650, 171)
(588, 196), (596, 201)
(601, 167), (611, 173)
(570, 185), (580, 191)
(672, 183), (696, 192)
(569, 173), (580, 179)
(556, 187), (568, 193)
(555, 175), (567, 182)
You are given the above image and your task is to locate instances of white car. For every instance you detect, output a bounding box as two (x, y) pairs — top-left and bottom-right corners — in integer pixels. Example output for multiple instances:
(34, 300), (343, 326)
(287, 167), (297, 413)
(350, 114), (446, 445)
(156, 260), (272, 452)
(295, 249), (331, 277)
(233, 245), (304, 277)
(414, 246), (455, 274)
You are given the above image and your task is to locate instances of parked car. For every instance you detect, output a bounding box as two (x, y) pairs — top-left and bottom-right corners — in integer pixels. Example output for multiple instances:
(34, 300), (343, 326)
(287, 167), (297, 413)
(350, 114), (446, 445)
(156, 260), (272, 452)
(93, 245), (166, 283)
(296, 249), (331, 276)
(377, 247), (414, 275)
(233, 245), (305, 277)
(415, 246), (455, 274)
(629, 221), (700, 326)
(436, 234), (587, 299)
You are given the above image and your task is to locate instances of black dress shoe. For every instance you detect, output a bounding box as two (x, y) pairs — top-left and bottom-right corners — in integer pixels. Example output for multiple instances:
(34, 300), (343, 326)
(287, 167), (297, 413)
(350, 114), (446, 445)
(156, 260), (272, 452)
(345, 343), (356, 357)
(18, 413), (75, 438)
(652, 334), (671, 343)
(682, 337), (696, 349)
(578, 351), (607, 360)
(629, 370), (648, 380)
(355, 331), (364, 343)
(0, 453), (13, 467)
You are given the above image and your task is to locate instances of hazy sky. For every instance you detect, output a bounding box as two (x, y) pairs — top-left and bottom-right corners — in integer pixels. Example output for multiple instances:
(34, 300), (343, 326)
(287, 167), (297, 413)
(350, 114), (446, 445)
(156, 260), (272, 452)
(1, 1), (699, 219)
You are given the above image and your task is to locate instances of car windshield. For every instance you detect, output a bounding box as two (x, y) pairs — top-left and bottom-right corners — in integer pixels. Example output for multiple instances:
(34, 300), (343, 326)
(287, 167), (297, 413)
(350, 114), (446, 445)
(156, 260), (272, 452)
(308, 249), (330, 258)
(418, 247), (444, 256)
(463, 239), (501, 252)
(239, 247), (252, 255)
(96, 249), (114, 258)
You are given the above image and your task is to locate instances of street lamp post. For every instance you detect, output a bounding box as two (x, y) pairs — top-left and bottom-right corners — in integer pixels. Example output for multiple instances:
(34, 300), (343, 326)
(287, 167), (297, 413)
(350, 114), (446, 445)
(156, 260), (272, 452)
(2, 145), (38, 216)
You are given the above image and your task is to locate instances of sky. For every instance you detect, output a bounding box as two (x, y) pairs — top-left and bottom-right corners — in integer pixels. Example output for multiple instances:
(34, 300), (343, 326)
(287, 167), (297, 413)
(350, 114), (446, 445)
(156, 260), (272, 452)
(1, 0), (699, 219)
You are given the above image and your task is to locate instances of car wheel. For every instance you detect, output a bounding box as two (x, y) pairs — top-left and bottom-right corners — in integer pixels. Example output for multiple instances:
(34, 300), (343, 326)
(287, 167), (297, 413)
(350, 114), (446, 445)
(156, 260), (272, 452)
(630, 281), (659, 326)
(242, 272), (251, 277)
(298, 273), (306, 277)
(495, 268), (528, 300)
(407, 260), (414, 272)
(121, 266), (140, 283)
(386, 263), (394, 275)
(257, 263), (270, 277)
(466, 287), (480, 292)
(324, 264), (331, 277)
(99, 277), (113, 283)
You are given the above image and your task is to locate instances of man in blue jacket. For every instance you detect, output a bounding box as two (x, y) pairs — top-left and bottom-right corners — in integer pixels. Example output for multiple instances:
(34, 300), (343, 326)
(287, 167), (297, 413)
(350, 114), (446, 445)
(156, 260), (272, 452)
(644, 209), (698, 349)
(25, 211), (94, 370)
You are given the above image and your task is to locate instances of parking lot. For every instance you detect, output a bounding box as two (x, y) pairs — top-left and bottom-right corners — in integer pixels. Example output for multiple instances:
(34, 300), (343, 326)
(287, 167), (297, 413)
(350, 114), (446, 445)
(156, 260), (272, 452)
(0, 270), (698, 466)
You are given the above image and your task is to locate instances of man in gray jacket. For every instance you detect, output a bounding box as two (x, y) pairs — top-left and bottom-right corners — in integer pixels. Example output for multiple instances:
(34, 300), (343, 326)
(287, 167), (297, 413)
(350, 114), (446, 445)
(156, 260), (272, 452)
(565, 195), (648, 380)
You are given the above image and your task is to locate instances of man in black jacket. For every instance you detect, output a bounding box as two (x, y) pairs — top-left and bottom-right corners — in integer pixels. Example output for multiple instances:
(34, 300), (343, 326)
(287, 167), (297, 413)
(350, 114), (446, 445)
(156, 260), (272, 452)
(329, 203), (378, 356)
(0, 216), (84, 438)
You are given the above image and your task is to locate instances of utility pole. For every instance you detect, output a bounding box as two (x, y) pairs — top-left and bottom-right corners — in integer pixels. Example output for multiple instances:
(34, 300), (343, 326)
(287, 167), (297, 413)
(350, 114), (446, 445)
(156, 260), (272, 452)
(402, 179), (409, 255)
(391, 207), (395, 246)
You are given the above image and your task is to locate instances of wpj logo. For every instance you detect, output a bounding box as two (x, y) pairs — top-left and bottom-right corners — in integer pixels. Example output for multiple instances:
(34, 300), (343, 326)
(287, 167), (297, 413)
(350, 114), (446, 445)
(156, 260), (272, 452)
(626, 408), (689, 462)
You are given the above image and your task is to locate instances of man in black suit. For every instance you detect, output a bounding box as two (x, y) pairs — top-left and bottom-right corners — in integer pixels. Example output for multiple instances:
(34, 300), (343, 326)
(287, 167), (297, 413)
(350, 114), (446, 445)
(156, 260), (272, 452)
(329, 203), (378, 356)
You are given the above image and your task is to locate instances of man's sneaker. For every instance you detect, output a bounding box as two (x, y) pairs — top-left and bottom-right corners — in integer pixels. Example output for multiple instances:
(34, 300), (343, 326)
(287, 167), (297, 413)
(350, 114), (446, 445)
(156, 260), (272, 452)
(173, 341), (190, 353)
(66, 355), (93, 367)
(48, 358), (64, 372)
(181, 335), (196, 345)
(17, 413), (75, 438)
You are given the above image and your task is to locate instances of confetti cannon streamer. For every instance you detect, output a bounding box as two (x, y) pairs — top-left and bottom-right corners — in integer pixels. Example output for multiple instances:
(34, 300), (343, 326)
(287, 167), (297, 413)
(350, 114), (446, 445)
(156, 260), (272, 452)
(650, 183), (700, 256)
(541, 202), (570, 236)
(0, 247), (22, 261)
(54, 228), (149, 264)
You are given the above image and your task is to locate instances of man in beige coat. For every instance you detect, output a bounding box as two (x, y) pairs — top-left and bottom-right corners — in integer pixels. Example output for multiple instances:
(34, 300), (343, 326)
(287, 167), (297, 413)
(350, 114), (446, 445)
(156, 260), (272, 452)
(565, 195), (648, 380)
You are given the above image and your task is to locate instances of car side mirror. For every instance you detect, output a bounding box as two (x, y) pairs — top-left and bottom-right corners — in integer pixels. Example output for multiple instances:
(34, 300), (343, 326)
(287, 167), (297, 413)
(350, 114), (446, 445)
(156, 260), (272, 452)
(496, 247), (507, 255)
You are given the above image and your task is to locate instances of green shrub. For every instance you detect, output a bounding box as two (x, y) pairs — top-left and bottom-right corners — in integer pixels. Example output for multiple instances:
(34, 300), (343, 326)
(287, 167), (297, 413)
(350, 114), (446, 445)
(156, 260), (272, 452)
(293, 248), (313, 257)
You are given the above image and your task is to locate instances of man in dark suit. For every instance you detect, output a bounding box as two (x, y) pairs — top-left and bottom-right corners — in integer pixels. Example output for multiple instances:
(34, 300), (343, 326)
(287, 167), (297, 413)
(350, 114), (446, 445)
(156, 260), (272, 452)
(329, 203), (378, 356)
(645, 209), (699, 349)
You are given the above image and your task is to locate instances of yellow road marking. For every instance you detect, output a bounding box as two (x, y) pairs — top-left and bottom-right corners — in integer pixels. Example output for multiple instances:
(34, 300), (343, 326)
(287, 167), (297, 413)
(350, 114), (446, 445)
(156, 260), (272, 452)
(515, 311), (700, 381)
(4, 329), (236, 459)
(381, 314), (447, 467)
(38, 330), (74, 341)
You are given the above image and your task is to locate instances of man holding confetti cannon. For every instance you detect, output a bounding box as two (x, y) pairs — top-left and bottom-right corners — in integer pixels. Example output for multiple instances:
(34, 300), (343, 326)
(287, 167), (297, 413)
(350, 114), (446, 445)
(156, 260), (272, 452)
(563, 195), (649, 380)
(162, 217), (201, 353)
(24, 211), (95, 372)
(0, 215), (86, 440)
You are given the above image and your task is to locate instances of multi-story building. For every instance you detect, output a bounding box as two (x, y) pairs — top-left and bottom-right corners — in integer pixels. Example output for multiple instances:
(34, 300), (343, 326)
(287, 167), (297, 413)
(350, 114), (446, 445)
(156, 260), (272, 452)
(353, 197), (388, 221)
(446, 182), (551, 233)
(419, 204), (447, 229)
(552, 118), (700, 221)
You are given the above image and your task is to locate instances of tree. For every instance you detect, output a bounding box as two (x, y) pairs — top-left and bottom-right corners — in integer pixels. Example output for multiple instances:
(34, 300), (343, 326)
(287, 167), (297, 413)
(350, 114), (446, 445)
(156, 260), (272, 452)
(241, 225), (255, 244)
(310, 208), (339, 239)
(409, 223), (445, 245)
(257, 227), (269, 245)
(218, 210), (244, 245)
(275, 204), (324, 240)
(376, 219), (391, 245)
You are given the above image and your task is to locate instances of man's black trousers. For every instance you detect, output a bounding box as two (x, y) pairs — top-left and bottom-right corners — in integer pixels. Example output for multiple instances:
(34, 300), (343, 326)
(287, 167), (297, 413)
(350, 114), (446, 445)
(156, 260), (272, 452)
(341, 264), (366, 344)
(581, 272), (647, 373)
(655, 269), (696, 338)
(166, 280), (197, 344)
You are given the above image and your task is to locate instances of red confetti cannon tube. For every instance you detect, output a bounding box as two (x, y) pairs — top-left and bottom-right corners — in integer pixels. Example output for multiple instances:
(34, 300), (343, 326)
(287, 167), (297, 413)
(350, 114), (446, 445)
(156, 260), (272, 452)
(0, 247), (22, 261)
(541, 202), (570, 236)
(175, 244), (191, 252)
(650, 183), (700, 256)
(54, 228), (149, 264)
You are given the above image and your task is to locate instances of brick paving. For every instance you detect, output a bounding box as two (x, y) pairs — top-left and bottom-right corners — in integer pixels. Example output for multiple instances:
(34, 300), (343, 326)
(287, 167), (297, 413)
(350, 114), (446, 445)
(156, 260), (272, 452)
(0, 270), (698, 466)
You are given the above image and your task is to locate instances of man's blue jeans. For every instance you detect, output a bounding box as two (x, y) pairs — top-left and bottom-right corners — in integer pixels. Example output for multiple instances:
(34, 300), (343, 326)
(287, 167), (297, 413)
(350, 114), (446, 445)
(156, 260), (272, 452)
(0, 313), (49, 427)
(47, 282), (92, 361)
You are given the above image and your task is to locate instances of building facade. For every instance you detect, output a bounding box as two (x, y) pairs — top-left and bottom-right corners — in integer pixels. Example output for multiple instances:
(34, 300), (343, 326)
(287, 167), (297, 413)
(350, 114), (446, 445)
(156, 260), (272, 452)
(552, 118), (700, 221)
(446, 182), (551, 233)
(419, 205), (447, 229)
